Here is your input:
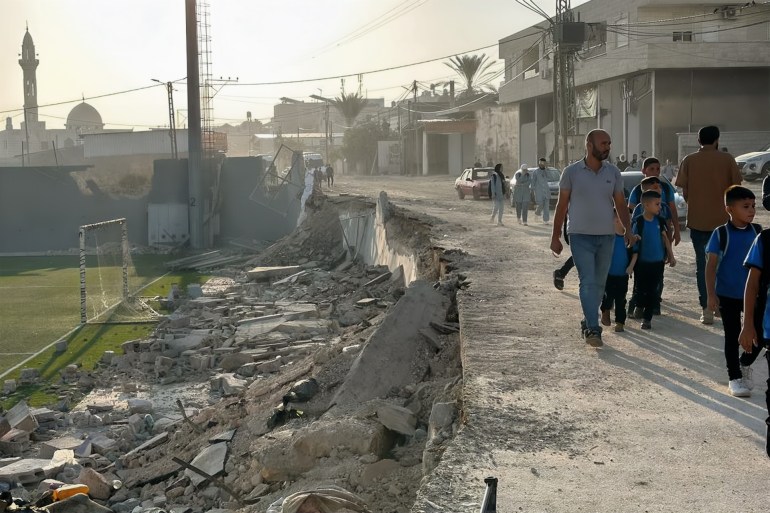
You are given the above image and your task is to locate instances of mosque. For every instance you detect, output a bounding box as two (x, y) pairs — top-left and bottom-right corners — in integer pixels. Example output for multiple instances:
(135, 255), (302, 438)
(0, 27), (112, 164)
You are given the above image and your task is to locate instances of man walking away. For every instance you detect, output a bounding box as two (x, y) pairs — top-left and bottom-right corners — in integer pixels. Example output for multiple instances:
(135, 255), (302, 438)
(326, 164), (334, 188)
(551, 130), (633, 347)
(675, 125), (742, 324)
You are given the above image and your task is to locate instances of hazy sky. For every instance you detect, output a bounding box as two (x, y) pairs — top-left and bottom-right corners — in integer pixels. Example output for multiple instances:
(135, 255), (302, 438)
(0, 0), (575, 131)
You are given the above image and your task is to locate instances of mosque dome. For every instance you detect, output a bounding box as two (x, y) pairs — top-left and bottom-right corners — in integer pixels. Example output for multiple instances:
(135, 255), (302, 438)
(66, 102), (104, 131)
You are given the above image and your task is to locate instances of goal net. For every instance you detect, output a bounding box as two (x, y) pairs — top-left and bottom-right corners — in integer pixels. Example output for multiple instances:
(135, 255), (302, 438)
(79, 218), (159, 324)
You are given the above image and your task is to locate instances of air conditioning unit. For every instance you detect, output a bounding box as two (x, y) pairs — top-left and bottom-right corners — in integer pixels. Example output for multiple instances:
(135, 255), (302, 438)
(722, 7), (737, 20)
(540, 68), (551, 80)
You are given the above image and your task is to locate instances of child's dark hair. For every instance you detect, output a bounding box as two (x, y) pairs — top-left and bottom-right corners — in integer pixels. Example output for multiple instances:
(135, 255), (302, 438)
(640, 176), (660, 189)
(642, 157), (660, 169)
(641, 190), (661, 201)
(724, 185), (755, 205)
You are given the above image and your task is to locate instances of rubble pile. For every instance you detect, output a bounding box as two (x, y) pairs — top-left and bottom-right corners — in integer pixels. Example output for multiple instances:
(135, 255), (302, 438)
(0, 197), (467, 513)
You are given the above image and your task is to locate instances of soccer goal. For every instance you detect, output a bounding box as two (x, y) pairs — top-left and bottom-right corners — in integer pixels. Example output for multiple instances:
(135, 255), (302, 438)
(79, 218), (159, 324)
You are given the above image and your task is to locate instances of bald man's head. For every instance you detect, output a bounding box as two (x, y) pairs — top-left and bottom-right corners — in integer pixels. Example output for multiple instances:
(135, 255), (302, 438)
(586, 129), (611, 161)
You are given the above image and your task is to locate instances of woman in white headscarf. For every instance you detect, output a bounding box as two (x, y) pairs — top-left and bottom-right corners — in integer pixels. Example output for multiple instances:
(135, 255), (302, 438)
(511, 164), (532, 225)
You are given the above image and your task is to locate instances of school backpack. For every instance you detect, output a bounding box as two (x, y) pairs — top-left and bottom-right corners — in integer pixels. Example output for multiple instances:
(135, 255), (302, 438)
(634, 215), (668, 252)
(716, 223), (762, 255)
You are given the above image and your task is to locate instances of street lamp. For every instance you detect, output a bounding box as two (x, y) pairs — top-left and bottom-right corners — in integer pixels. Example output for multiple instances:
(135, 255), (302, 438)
(152, 78), (178, 159)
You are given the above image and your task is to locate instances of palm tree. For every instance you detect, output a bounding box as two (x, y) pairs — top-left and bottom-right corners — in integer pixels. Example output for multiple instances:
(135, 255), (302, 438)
(444, 53), (497, 97)
(331, 91), (368, 128)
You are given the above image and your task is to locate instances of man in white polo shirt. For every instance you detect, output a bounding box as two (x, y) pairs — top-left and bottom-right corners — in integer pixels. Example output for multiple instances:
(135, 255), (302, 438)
(550, 129), (633, 347)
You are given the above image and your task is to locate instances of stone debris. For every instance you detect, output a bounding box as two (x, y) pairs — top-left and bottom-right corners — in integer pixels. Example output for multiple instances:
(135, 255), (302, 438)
(0, 197), (464, 513)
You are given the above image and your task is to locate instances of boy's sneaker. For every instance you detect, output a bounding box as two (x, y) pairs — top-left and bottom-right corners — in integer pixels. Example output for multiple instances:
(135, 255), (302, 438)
(632, 307), (643, 319)
(553, 270), (565, 291)
(585, 329), (603, 348)
(640, 320), (652, 330)
(614, 322), (625, 332)
(740, 364), (755, 390)
(728, 378), (751, 397)
(700, 308), (714, 325)
(601, 309), (611, 326)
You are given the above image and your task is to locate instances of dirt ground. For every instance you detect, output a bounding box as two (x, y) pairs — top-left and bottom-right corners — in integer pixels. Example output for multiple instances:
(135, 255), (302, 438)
(334, 174), (770, 513)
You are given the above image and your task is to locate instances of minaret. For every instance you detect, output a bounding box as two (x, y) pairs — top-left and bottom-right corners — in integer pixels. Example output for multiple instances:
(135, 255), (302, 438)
(19, 26), (39, 124)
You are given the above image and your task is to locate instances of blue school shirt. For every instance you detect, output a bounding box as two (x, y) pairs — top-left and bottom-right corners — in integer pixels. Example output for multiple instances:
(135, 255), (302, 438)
(632, 217), (666, 263)
(608, 234), (629, 276)
(744, 235), (770, 338)
(706, 222), (759, 299)
(631, 202), (672, 222)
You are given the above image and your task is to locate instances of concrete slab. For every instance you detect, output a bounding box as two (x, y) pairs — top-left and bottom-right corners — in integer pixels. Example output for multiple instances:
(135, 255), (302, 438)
(184, 441), (228, 487)
(6, 400), (38, 431)
(39, 436), (83, 459)
(247, 265), (302, 282)
(332, 280), (447, 407)
(0, 457), (63, 486)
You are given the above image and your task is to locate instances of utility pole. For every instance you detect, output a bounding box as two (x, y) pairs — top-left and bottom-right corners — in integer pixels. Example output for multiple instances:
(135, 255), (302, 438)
(552, 0), (584, 168)
(152, 79), (178, 159)
(413, 80), (419, 175)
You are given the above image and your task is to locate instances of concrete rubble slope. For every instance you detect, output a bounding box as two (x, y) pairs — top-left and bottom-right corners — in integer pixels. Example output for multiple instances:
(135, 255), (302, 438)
(0, 192), (464, 513)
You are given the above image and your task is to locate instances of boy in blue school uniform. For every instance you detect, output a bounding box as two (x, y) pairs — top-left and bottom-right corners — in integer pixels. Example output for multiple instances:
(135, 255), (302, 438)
(601, 211), (632, 332)
(706, 186), (763, 397)
(627, 190), (676, 329)
(739, 214), (770, 456)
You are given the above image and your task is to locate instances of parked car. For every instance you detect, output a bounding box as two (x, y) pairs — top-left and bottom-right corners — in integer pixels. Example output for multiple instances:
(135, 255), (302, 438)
(455, 167), (495, 199)
(621, 171), (687, 228)
(736, 144), (770, 181)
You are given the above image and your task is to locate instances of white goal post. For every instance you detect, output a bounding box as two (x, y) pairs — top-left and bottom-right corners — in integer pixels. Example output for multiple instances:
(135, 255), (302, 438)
(79, 217), (129, 324)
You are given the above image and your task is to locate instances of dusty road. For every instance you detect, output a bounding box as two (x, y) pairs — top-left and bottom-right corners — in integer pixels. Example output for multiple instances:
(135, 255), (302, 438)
(335, 174), (770, 513)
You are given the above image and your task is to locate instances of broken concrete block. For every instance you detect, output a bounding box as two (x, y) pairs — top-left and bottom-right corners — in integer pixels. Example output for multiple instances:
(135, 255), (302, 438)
(40, 436), (84, 459)
(0, 428), (30, 456)
(219, 352), (253, 372)
(274, 319), (329, 335)
(7, 400), (38, 432)
(155, 356), (175, 377)
(76, 467), (113, 500)
(364, 272), (392, 288)
(361, 458), (401, 486)
(220, 374), (247, 396)
(42, 491), (114, 512)
(185, 442), (228, 487)
(376, 404), (417, 436)
(0, 417), (9, 439)
(255, 356), (283, 374)
(19, 368), (40, 385)
(125, 432), (168, 457)
(187, 283), (203, 299)
(428, 401), (457, 439)
(0, 457), (63, 486)
(54, 339), (68, 353)
(88, 434), (117, 455)
(236, 362), (259, 377)
(127, 398), (153, 415)
(293, 419), (392, 461)
(190, 354), (212, 370)
(100, 351), (115, 365)
(2, 379), (16, 395)
(356, 298), (379, 307)
(166, 313), (191, 329)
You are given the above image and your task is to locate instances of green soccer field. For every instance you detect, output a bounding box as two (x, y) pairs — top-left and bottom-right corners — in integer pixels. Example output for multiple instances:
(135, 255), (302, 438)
(0, 254), (175, 375)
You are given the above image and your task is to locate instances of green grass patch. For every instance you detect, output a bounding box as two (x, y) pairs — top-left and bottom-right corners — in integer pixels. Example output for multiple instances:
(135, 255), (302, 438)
(0, 254), (212, 409)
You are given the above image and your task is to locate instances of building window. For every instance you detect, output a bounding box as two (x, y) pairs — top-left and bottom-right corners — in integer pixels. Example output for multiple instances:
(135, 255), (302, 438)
(522, 46), (539, 79)
(616, 14), (628, 48)
(673, 31), (693, 42)
(583, 22), (607, 58)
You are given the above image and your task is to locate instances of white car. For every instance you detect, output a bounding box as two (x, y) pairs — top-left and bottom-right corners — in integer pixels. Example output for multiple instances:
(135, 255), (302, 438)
(736, 145), (770, 182)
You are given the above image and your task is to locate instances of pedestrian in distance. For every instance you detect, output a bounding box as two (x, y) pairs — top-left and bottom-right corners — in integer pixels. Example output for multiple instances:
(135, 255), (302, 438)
(531, 158), (552, 225)
(600, 210), (632, 333)
(511, 164), (532, 225)
(675, 125), (742, 325)
(326, 164), (334, 188)
(738, 223), (770, 457)
(706, 185), (764, 398)
(661, 158), (677, 182)
(551, 129), (633, 348)
(489, 164), (507, 226)
(617, 154), (630, 171)
(627, 190), (676, 330)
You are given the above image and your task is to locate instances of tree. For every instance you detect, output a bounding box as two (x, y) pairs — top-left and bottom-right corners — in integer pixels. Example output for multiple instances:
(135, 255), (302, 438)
(444, 53), (497, 97)
(341, 121), (392, 174)
(331, 91), (368, 128)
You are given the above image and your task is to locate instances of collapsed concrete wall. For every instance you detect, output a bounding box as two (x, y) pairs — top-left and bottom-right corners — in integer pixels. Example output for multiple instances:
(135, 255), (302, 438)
(338, 192), (421, 285)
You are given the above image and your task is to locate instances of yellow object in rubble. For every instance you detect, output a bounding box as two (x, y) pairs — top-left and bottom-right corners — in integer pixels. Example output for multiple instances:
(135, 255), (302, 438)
(52, 484), (90, 501)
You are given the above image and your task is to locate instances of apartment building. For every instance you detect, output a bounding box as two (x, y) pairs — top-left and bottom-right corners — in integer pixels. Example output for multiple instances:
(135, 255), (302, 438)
(499, 0), (770, 165)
